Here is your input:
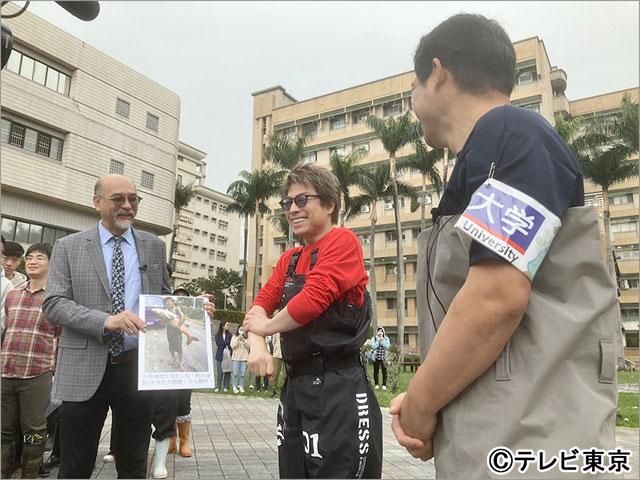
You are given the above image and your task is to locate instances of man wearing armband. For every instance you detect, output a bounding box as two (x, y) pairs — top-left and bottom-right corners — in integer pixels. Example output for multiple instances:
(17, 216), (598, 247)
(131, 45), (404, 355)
(390, 13), (620, 479)
(243, 165), (382, 479)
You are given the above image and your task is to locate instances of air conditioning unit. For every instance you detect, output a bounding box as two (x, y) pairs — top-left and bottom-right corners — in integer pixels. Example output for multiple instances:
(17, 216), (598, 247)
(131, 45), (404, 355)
(361, 237), (370, 245)
(360, 204), (370, 213)
(423, 194), (433, 205)
(384, 201), (394, 210)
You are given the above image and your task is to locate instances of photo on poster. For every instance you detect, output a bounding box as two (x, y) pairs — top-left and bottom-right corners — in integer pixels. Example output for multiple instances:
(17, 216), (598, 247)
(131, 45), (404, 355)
(138, 294), (215, 390)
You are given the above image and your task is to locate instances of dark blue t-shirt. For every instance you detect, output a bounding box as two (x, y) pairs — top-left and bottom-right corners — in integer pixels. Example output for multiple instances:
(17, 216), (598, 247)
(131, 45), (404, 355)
(435, 105), (584, 265)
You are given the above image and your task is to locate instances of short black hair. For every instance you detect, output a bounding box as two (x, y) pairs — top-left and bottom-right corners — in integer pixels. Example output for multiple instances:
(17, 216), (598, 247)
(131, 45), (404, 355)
(3, 241), (24, 258)
(25, 243), (52, 259)
(414, 13), (515, 96)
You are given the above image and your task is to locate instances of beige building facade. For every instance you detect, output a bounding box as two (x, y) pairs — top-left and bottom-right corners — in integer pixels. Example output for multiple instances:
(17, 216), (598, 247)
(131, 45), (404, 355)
(1, 3), (179, 244)
(250, 36), (639, 350)
(170, 142), (241, 287)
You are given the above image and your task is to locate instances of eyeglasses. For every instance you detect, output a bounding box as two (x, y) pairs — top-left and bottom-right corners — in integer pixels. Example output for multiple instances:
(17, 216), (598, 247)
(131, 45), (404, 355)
(100, 195), (142, 207)
(279, 194), (322, 211)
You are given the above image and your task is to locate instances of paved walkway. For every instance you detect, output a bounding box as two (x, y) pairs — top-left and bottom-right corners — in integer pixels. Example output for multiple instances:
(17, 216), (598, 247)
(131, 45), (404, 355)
(45, 392), (637, 479)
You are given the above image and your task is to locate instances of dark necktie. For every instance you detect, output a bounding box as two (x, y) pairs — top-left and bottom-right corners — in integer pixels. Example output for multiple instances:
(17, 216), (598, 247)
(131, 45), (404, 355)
(108, 236), (125, 356)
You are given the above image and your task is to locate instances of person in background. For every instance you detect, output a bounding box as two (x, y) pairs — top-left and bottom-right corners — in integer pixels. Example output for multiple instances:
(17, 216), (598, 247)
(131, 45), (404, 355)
(1, 241), (27, 289)
(269, 332), (283, 398)
(1, 243), (59, 478)
(370, 327), (390, 391)
(1, 235), (15, 335)
(214, 321), (232, 392)
(230, 326), (250, 393)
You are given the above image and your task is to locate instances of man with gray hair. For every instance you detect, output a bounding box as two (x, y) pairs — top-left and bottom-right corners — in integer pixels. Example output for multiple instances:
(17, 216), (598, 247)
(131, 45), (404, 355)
(43, 174), (171, 478)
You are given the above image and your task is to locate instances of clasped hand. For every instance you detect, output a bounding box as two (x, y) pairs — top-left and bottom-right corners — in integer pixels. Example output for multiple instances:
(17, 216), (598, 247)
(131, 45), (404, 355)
(389, 392), (438, 461)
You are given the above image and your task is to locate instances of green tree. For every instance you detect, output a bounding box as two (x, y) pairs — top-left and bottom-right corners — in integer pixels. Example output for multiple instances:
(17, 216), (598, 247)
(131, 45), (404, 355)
(264, 133), (308, 248)
(347, 163), (418, 335)
(614, 94), (639, 152)
(366, 111), (420, 360)
(329, 148), (368, 227)
(227, 168), (286, 303)
(397, 140), (443, 231)
(169, 181), (197, 272)
(178, 268), (243, 310)
(226, 182), (253, 311)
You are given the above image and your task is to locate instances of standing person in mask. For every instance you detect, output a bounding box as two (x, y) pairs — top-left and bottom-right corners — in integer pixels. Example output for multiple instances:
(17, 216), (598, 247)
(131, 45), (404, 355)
(391, 13), (620, 478)
(243, 164), (382, 479)
(369, 327), (390, 391)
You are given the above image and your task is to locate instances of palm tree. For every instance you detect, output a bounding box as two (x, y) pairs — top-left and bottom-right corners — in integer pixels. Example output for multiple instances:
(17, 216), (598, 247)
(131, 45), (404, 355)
(227, 168), (286, 303)
(574, 127), (637, 278)
(264, 133), (308, 248)
(226, 184), (253, 311)
(347, 163), (418, 334)
(169, 181), (197, 269)
(397, 140), (443, 231)
(366, 111), (420, 359)
(329, 148), (368, 227)
(614, 94), (639, 152)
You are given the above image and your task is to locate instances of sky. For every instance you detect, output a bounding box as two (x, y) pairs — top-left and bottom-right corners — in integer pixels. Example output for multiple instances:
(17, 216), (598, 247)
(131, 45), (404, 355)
(18, 1), (640, 194)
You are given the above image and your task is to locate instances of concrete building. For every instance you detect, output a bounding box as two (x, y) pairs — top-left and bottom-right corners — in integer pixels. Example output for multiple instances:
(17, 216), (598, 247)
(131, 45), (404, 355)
(249, 36), (639, 351)
(170, 142), (241, 287)
(1, 3), (179, 243)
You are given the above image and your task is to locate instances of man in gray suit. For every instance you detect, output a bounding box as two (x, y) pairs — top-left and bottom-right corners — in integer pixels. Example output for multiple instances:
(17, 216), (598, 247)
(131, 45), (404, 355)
(43, 174), (171, 479)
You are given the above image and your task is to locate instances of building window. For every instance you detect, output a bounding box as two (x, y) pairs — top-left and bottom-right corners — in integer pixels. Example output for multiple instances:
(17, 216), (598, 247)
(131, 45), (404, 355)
(201, 247), (207, 252)
(218, 236), (227, 246)
(360, 204), (370, 213)
(177, 174), (182, 185)
(211, 203), (218, 212)
(141, 171), (154, 189)
(219, 205), (227, 214)
(384, 199), (394, 211)
(204, 199), (210, 204)
(195, 212), (201, 218)
(146, 113), (159, 131)
(383, 100), (403, 117)
(281, 127), (296, 140)
(110, 159), (124, 175)
(611, 221), (638, 234)
(1, 216), (74, 244)
(515, 66), (537, 85)
(219, 220), (228, 231)
(210, 233), (216, 242)
(329, 146), (346, 157)
(612, 194), (634, 205)
(352, 108), (370, 125)
(386, 298), (397, 310)
(115, 98), (130, 118)
(353, 141), (369, 154)
(216, 252), (227, 261)
(6, 49), (71, 95)
(329, 114), (345, 131)
(300, 122), (317, 138)
(303, 151), (317, 164)
(1, 117), (64, 160)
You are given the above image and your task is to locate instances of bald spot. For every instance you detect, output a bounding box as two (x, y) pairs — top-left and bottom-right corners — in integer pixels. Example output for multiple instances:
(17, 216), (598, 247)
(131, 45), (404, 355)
(94, 174), (137, 197)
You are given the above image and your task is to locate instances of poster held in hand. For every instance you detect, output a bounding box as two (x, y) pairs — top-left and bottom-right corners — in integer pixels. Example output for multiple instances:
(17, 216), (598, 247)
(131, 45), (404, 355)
(138, 294), (215, 390)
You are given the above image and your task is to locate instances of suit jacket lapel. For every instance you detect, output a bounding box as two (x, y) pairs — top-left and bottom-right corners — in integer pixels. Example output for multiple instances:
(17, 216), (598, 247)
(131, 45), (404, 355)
(86, 226), (111, 296)
(133, 228), (150, 294)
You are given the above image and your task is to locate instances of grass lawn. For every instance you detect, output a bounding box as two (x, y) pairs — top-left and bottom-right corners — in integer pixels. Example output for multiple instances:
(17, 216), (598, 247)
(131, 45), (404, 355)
(618, 370), (639, 385)
(617, 393), (639, 428)
(198, 367), (639, 428)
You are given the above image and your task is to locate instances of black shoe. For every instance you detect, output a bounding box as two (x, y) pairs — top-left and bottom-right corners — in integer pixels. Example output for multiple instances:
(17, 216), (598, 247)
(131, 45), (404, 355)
(43, 453), (59, 469)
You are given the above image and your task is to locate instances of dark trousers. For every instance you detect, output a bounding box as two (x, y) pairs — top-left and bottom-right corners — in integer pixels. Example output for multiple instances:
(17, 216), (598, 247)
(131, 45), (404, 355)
(278, 365), (383, 478)
(176, 389), (192, 418)
(151, 391), (178, 441)
(372, 360), (387, 387)
(57, 357), (154, 479)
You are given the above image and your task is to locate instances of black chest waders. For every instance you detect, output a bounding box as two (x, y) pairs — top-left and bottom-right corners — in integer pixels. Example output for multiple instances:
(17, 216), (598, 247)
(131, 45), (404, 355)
(276, 248), (383, 479)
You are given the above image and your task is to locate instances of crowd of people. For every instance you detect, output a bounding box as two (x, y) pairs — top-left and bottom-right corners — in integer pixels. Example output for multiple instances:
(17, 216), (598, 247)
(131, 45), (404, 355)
(0, 12), (620, 480)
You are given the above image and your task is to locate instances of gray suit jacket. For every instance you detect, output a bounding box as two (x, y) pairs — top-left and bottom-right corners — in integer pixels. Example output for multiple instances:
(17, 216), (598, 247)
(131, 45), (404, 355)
(43, 225), (171, 402)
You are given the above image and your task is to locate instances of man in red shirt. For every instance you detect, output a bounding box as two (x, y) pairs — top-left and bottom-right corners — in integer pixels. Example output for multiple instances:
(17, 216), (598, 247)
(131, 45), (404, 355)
(243, 164), (382, 478)
(1, 243), (60, 478)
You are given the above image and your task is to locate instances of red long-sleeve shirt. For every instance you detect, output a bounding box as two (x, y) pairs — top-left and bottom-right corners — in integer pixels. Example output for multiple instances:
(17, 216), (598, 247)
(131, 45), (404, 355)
(253, 227), (368, 325)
